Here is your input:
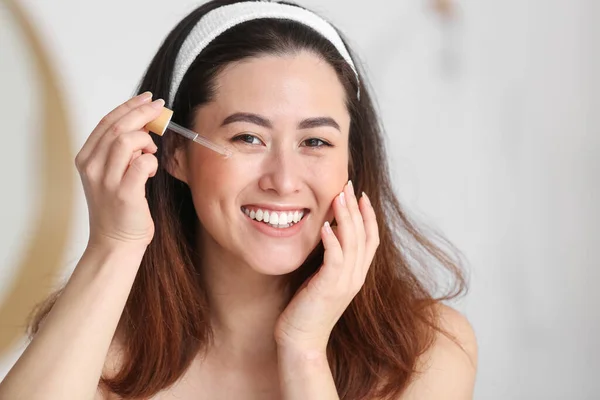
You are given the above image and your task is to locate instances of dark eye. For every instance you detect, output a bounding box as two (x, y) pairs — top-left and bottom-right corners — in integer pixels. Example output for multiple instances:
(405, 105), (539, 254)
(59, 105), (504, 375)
(303, 138), (331, 148)
(232, 133), (263, 145)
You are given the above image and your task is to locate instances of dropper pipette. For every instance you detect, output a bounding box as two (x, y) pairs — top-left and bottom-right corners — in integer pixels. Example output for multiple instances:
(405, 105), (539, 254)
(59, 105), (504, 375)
(145, 107), (232, 158)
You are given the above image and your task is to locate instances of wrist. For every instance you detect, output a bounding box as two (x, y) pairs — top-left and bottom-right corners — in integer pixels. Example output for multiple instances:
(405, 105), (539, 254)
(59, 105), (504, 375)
(81, 240), (148, 273)
(277, 343), (329, 366)
(277, 344), (338, 400)
(86, 237), (149, 256)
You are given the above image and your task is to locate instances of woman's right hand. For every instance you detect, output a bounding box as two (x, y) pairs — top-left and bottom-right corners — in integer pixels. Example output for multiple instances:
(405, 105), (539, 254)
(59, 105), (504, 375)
(75, 92), (165, 249)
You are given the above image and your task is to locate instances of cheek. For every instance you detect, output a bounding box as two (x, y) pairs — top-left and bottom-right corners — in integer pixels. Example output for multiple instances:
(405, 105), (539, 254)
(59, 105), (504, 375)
(185, 148), (262, 203)
(185, 149), (245, 209)
(305, 151), (349, 209)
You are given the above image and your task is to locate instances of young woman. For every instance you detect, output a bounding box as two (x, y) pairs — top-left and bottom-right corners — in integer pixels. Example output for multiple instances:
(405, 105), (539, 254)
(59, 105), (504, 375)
(0, 1), (477, 399)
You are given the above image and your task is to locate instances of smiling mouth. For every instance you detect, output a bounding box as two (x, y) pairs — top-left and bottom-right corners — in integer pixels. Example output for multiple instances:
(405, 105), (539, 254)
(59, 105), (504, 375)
(241, 206), (309, 229)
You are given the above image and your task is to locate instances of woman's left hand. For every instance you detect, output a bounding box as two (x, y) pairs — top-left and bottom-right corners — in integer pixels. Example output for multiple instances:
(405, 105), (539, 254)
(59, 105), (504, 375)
(274, 180), (380, 354)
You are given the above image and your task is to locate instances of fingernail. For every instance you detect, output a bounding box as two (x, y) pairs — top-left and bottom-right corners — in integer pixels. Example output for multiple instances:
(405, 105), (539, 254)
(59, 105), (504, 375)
(362, 192), (370, 205)
(339, 192), (346, 207)
(151, 98), (165, 109)
(324, 221), (333, 234)
(139, 91), (152, 102)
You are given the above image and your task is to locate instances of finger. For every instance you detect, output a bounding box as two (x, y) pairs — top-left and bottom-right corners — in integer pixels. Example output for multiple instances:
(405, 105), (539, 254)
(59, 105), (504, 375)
(345, 181), (366, 271)
(102, 131), (158, 188)
(92, 99), (165, 169)
(76, 92), (153, 167)
(333, 186), (357, 266)
(359, 192), (379, 273)
(119, 153), (159, 198)
(130, 149), (143, 164)
(318, 221), (344, 284)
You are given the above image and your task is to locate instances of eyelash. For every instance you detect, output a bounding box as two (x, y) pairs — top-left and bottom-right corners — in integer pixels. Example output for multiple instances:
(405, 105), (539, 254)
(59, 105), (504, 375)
(232, 133), (262, 146)
(231, 133), (332, 148)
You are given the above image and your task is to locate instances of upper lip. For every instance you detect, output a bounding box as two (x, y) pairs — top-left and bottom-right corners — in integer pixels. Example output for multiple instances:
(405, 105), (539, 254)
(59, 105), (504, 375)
(241, 204), (309, 212)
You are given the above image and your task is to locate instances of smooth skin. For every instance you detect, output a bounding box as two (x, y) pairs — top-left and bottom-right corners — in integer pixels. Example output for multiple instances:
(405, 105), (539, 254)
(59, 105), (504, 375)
(0, 52), (477, 400)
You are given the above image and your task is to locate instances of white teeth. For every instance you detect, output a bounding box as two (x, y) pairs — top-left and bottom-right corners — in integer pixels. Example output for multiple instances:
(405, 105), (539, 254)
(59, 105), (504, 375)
(270, 212), (279, 225)
(279, 212), (288, 225)
(242, 207), (306, 228)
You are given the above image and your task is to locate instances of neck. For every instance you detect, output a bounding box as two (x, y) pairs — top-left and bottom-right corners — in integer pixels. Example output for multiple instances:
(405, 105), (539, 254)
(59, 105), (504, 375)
(199, 233), (290, 364)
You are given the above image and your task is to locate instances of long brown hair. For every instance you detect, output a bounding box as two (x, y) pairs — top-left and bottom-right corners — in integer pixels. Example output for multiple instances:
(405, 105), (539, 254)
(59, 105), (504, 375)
(28, 1), (466, 398)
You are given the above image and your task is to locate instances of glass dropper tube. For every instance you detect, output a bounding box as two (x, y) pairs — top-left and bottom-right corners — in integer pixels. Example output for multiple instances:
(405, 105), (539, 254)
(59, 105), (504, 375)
(145, 107), (232, 158)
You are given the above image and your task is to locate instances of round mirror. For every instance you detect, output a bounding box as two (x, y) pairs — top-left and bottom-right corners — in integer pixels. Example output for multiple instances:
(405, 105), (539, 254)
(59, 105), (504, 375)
(0, 0), (74, 358)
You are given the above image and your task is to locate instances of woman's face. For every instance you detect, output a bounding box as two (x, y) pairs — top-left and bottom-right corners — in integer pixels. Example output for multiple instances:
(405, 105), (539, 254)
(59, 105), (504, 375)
(173, 51), (350, 275)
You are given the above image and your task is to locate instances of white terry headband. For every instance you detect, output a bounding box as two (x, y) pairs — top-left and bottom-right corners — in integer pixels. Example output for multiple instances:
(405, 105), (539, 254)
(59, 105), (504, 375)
(168, 1), (360, 107)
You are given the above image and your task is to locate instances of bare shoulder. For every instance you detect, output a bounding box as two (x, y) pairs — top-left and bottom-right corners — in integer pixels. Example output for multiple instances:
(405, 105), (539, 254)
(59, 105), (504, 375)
(435, 304), (478, 365)
(400, 304), (478, 400)
(94, 338), (126, 400)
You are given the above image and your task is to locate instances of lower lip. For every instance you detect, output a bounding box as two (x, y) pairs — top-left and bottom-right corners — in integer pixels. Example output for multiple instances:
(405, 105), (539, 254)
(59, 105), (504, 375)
(243, 211), (308, 238)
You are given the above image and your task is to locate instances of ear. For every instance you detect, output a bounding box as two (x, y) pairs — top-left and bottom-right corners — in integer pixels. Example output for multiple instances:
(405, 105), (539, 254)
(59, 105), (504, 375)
(165, 145), (189, 184)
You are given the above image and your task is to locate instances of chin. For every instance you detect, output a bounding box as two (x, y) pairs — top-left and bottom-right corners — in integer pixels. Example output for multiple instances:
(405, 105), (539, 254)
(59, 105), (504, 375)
(243, 249), (313, 276)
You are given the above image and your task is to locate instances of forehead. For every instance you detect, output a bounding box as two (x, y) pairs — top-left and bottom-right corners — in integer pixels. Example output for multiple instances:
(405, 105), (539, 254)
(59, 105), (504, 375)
(210, 51), (349, 118)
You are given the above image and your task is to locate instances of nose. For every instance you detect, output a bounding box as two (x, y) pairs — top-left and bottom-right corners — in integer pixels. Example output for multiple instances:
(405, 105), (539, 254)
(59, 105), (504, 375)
(258, 148), (303, 196)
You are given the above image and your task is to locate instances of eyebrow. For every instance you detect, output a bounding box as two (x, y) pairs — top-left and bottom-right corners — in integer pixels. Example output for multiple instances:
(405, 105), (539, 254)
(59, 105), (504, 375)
(220, 112), (340, 132)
